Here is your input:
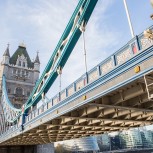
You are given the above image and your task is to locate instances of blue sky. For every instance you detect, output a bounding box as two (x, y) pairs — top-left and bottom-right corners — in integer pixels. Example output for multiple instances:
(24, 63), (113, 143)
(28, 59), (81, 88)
(0, 0), (152, 97)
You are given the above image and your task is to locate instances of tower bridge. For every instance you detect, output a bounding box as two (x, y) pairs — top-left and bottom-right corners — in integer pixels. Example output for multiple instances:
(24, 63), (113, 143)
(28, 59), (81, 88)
(0, 0), (153, 149)
(0, 25), (153, 145)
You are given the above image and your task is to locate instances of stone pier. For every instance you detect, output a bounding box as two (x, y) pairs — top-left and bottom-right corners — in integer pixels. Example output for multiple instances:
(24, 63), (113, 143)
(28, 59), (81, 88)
(0, 144), (54, 153)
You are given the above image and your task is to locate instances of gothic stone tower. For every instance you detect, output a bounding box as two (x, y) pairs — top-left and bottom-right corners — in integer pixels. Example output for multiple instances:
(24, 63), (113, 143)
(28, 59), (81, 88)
(0, 43), (40, 108)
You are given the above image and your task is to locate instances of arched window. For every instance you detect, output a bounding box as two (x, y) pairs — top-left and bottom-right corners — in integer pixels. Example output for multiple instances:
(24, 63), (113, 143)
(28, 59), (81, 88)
(16, 87), (23, 96)
(27, 91), (30, 96)
(13, 69), (16, 74)
(26, 71), (29, 78)
(22, 70), (24, 76)
(18, 61), (21, 66)
(8, 88), (11, 94)
(17, 69), (20, 76)
(23, 62), (25, 67)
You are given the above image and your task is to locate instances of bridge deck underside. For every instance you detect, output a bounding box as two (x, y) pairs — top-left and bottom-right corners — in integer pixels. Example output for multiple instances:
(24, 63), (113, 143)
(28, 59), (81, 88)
(1, 44), (153, 145)
(2, 74), (153, 145)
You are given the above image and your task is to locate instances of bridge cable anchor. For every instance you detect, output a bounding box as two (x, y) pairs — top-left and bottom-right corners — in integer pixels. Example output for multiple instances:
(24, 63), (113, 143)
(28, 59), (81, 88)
(41, 92), (46, 104)
(57, 66), (62, 92)
(79, 20), (86, 32)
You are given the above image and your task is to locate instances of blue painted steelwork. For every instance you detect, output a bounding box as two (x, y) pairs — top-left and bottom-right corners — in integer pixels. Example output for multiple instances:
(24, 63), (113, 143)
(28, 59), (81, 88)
(24, 45), (153, 127)
(1, 25), (153, 143)
(25, 0), (99, 109)
(1, 75), (21, 123)
(1, 46), (153, 143)
(0, 0), (153, 142)
(21, 25), (153, 126)
(0, 24), (153, 140)
(1, 0), (99, 123)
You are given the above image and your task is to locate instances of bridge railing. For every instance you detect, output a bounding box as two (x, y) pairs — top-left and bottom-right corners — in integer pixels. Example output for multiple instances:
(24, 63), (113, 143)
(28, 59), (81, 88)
(1, 26), (153, 139)
(138, 29), (153, 50)
(24, 25), (153, 124)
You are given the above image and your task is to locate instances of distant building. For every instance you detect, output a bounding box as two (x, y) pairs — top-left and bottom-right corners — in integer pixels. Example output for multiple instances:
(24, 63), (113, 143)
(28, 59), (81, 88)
(140, 129), (153, 148)
(110, 133), (121, 150)
(55, 137), (99, 153)
(96, 134), (110, 151)
(54, 128), (153, 153)
(119, 129), (143, 149)
(0, 43), (40, 108)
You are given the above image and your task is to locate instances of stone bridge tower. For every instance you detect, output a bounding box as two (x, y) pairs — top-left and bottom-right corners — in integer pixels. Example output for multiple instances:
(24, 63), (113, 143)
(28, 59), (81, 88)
(0, 43), (40, 108)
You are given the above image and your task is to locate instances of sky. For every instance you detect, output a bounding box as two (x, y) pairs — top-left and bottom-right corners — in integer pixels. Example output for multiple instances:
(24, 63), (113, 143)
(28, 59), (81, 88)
(0, 0), (152, 97)
(0, 0), (152, 133)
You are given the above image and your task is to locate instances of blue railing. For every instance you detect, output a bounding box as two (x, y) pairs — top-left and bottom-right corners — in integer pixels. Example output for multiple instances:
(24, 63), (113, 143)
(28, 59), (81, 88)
(1, 25), (153, 140)
(24, 25), (153, 123)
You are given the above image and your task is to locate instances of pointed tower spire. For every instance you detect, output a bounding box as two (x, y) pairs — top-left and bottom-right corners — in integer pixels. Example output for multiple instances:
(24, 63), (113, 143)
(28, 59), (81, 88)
(34, 51), (40, 64)
(3, 43), (10, 57)
(2, 43), (10, 65)
(34, 51), (40, 80)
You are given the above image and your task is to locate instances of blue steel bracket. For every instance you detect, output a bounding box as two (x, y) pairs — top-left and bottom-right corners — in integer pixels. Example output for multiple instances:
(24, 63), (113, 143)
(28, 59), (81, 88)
(20, 113), (26, 131)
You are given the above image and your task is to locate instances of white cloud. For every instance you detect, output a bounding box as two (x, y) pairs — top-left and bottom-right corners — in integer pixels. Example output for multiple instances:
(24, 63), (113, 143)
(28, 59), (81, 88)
(0, 0), (122, 97)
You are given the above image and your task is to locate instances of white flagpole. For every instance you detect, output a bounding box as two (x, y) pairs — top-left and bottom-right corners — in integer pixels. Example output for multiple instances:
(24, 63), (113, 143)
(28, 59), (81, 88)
(123, 0), (135, 38)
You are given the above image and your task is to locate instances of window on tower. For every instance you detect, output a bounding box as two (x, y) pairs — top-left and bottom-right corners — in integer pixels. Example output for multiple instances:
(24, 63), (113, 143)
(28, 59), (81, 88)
(16, 87), (23, 96)
(26, 71), (28, 76)
(27, 91), (30, 96)
(19, 61), (21, 66)
(16, 54), (28, 68)
(8, 88), (11, 94)
(23, 62), (25, 67)
(13, 69), (16, 74)
(17, 69), (20, 76)
(26, 71), (29, 78)
(22, 70), (24, 77)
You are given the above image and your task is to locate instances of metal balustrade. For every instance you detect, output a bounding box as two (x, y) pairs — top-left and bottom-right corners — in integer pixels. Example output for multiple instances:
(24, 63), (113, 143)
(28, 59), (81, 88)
(1, 25), (153, 140)
(24, 25), (153, 124)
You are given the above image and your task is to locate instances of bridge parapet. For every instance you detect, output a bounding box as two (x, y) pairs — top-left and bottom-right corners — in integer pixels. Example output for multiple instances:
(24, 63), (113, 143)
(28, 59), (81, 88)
(1, 25), (153, 145)
(25, 25), (153, 124)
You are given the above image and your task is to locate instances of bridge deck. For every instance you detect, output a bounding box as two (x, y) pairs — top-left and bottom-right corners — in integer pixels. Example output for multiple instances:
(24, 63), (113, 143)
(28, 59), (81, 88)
(1, 26), (153, 145)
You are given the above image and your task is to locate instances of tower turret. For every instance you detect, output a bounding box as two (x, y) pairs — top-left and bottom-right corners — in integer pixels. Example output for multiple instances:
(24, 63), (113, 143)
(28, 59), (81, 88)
(2, 44), (10, 65)
(34, 52), (40, 82)
(34, 51), (40, 71)
(0, 43), (41, 107)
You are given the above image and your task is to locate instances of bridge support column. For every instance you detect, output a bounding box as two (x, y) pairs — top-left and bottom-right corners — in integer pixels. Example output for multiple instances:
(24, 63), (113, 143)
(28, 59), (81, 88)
(0, 145), (36, 153)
